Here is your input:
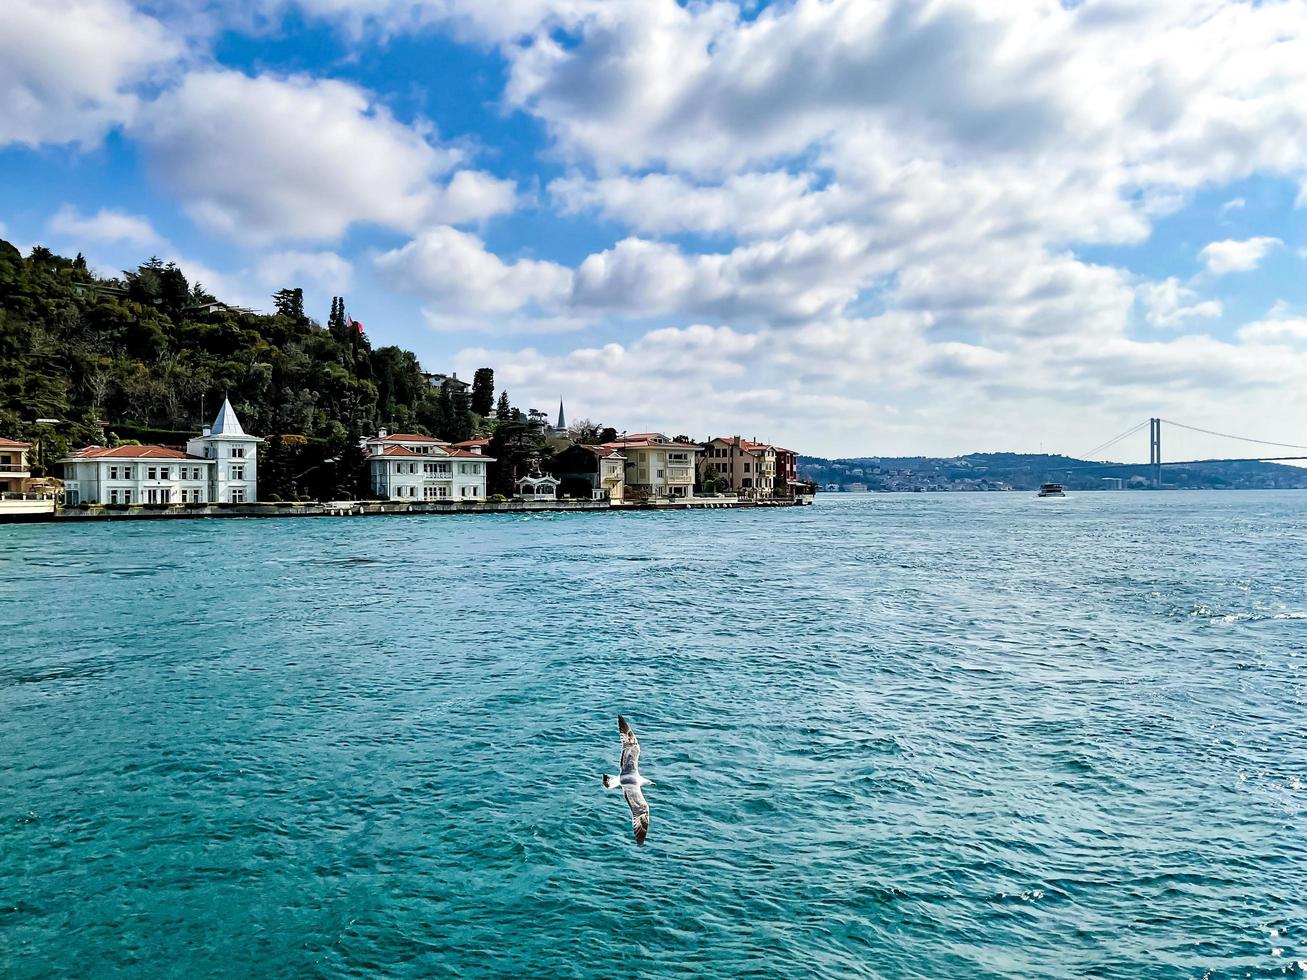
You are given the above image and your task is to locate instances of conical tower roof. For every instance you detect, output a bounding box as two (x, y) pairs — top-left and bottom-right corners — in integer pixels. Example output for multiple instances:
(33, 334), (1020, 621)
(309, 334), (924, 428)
(210, 396), (246, 436)
(556, 398), (566, 430)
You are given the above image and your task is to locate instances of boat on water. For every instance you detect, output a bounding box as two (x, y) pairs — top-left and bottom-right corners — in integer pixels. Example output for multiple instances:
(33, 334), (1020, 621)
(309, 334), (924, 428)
(1037, 482), (1066, 498)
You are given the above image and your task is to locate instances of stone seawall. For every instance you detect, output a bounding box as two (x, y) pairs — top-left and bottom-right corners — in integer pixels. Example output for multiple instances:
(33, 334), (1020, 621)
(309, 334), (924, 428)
(26, 495), (809, 524)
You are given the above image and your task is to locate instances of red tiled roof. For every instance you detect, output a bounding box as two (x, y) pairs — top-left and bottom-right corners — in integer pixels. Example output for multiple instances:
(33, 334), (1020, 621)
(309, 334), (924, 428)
(0, 437), (30, 448)
(448, 449), (494, 459)
(379, 432), (446, 443)
(602, 436), (701, 451)
(578, 444), (626, 459)
(377, 445), (424, 457)
(453, 438), (490, 448)
(63, 445), (200, 460)
(373, 445), (494, 460)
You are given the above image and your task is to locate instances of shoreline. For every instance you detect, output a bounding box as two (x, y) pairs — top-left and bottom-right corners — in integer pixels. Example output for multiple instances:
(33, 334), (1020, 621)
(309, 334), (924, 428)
(4, 495), (812, 524)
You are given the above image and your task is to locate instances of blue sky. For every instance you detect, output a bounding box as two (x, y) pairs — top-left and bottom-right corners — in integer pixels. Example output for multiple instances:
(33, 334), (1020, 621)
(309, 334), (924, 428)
(3, 0), (1307, 459)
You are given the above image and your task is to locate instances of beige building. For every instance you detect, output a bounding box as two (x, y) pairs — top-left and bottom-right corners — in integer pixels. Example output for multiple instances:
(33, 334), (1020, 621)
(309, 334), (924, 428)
(602, 433), (700, 500)
(0, 437), (32, 493)
(703, 436), (777, 497)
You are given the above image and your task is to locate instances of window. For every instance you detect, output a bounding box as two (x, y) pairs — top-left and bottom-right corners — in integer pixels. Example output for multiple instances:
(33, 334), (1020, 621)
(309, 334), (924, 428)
(231, 489), (245, 503)
(123, 490), (132, 503)
(147, 467), (157, 480)
(437, 486), (449, 498)
(473, 464), (482, 475)
(231, 447), (245, 459)
(108, 466), (118, 479)
(193, 467), (203, 480)
(109, 489), (119, 504)
(656, 468), (665, 479)
(743, 462), (751, 473)
(121, 466), (132, 479)
(232, 466), (245, 481)
(462, 486), (475, 498)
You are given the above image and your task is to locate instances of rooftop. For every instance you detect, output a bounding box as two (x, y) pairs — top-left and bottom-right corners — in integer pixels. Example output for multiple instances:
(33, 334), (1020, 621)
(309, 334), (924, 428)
(63, 445), (202, 461)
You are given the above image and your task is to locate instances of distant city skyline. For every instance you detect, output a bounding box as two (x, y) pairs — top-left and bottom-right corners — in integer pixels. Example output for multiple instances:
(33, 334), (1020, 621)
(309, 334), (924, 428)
(2, 0), (1306, 458)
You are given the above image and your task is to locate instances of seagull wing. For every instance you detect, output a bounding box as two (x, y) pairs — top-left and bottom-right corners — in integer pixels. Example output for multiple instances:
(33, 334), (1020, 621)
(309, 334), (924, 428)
(618, 715), (640, 777)
(624, 783), (650, 844)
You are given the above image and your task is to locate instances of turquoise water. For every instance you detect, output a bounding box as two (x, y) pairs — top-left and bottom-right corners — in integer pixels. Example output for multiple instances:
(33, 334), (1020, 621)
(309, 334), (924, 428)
(2, 492), (1305, 978)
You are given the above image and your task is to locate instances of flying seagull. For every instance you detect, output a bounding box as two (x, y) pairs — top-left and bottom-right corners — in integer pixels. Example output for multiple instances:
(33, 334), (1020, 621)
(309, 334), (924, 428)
(602, 715), (655, 844)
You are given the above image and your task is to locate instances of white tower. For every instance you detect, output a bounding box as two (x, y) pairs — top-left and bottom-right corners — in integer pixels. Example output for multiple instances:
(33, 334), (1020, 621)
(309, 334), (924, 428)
(186, 397), (263, 502)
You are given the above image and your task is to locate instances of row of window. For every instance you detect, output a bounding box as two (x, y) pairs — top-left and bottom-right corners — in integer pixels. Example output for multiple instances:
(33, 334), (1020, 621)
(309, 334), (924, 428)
(391, 485), (482, 499)
(391, 462), (482, 475)
(108, 488), (212, 503)
(105, 465), (220, 481)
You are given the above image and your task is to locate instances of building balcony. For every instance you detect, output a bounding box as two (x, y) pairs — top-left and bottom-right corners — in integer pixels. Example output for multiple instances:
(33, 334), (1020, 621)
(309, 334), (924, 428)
(0, 464), (30, 474)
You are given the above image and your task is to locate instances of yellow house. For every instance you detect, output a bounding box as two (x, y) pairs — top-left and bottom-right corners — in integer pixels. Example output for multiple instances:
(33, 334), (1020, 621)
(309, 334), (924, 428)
(602, 433), (701, 500)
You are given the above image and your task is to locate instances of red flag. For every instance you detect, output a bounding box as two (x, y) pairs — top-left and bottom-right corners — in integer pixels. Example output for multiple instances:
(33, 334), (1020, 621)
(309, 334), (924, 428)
(351, 320), (364, 333)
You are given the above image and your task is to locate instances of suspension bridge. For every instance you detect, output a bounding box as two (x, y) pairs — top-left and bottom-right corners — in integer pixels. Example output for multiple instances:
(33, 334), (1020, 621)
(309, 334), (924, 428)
(1070, 418), (1307, 487)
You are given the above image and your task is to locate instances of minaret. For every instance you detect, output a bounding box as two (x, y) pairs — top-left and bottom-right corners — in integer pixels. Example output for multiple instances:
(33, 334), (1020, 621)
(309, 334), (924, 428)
(556, 398), (567, 433)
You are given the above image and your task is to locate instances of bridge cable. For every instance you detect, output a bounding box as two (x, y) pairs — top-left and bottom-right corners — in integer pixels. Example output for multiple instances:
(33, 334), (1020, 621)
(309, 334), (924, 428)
(1159, 419), (1307, 453)
(1080, 420), (1150, 461)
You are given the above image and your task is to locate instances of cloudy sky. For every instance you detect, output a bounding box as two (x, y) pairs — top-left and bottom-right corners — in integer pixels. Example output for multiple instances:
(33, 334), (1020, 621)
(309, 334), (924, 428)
(3, 0), (1307, 458)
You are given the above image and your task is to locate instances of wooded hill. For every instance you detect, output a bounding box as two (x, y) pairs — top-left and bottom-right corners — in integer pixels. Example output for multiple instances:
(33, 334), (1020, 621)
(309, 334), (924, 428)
(0, 239), (520, 499)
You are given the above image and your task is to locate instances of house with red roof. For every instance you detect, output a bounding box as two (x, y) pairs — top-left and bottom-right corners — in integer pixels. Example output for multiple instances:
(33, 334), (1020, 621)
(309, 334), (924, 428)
(703, 436), (778, 497)
(600, 433), (700, 500)
(364, 428), (495, 501)
(59, 398), (261, 505)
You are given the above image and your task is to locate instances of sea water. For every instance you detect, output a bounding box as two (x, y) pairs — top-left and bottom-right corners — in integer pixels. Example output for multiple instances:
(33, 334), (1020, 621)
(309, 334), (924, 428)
(1, 492), (1304, 978)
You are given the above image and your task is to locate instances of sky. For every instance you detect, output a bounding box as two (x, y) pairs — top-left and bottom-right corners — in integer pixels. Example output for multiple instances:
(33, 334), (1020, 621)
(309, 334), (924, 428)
(3, 0), (1307, 460)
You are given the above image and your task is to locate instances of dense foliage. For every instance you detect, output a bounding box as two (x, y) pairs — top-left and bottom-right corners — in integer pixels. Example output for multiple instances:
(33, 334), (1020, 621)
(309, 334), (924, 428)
(0, 239), (500, 495)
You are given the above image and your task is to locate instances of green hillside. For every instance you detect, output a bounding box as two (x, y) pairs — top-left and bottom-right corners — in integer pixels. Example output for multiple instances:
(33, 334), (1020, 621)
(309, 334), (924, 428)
(0, 239), (505, 498)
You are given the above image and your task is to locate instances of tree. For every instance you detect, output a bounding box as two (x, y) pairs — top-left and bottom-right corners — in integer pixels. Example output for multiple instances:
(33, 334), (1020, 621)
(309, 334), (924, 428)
(327, 296), (349, 342)
(488, 399), (550, 495)
(597, 426), (618, 443)
(495, 390), (511, 421)
(470, 367), (495, 416)
(567, 418), (603, 444)
(273, 287), (306, 321)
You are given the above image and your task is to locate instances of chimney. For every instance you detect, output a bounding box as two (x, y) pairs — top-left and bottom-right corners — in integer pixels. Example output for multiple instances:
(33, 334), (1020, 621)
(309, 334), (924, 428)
(202, 425), (211, 436)
(378, 426), (388, 438)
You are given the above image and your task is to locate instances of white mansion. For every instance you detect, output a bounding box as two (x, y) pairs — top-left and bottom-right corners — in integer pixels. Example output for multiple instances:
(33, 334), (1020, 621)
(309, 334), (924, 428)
(365, 430), (494, 501)
(61, 399), (261, 505)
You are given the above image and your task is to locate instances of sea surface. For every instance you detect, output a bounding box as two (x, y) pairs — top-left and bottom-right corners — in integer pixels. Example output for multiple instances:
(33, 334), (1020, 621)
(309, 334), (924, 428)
(2, 492), (1305, 978)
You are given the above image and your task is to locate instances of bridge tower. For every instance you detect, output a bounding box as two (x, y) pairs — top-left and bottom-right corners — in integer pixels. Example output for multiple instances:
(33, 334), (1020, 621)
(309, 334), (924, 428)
(1148, 418), (1161, 488)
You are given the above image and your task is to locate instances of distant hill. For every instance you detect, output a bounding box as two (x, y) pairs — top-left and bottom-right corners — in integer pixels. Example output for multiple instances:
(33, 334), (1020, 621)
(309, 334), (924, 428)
(800, 451), (1307, 491)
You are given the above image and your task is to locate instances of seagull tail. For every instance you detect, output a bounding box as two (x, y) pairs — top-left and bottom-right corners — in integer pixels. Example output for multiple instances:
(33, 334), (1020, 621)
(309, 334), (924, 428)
(602, 774), (620, 790)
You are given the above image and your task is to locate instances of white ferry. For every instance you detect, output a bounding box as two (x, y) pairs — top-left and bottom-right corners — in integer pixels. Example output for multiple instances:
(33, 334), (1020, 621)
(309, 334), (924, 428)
(1037, 482), (1066, 498)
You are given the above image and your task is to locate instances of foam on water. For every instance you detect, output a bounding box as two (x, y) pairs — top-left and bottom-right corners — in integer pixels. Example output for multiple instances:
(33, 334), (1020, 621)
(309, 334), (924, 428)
(2, 491), (1306, 978)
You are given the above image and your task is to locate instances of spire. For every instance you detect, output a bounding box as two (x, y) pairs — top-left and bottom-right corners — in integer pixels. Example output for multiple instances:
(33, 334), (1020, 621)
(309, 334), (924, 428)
(556, 398), (566, 431)
(210, 396), (246, 436)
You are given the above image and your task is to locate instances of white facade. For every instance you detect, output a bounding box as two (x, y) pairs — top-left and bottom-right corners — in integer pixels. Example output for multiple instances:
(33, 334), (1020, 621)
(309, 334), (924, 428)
(61, 399), (261, 505)
(365, 431), (495, 501)
(61, 448), (214, 505)
(185, 398), (262, 503)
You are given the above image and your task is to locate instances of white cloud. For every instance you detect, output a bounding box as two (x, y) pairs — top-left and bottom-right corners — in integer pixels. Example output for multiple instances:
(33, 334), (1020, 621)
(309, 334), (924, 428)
(1218, 197), (1245, 216)
(133, 69), (514, 243)
(375, 226), (571, 314)
(0, 0), (183, 147)
(1199, 237), (1282, 275)
(257, 249), (353, 296)
(1137, 278), (1223, 329)
(48, 205), (163, 248)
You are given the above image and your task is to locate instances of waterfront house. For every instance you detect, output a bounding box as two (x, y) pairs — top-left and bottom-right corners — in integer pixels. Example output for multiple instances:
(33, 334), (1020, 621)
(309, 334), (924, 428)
(774, 447), (799, 496)
(703, 436), (777, 497)
(548, 444), (627, 502)
(0, 437), (32, 493)
(601, 433), (700, 500)
(61, 399), (261, 505)
(365, 429), (493, 501)
(185, 398), (262, 503)
(515, 473), (561, 500)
